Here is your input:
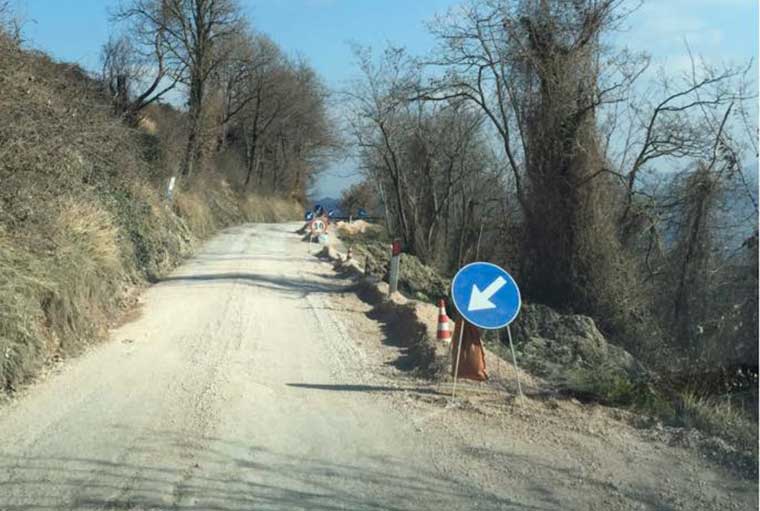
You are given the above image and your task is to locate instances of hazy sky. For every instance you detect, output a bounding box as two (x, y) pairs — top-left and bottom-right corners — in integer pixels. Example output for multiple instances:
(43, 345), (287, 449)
(16, 0), (759, 198)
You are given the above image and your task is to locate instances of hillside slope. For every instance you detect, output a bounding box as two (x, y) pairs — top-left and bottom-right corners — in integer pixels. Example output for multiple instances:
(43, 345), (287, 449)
(0, 34), (300, 393)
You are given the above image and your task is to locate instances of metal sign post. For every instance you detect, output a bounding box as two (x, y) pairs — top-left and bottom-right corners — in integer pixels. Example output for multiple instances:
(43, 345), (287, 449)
(389, 239), (401, 295)
(451, 320), (466, 399)
(449, 262), (524, 400)
(506, 325), (523, 399)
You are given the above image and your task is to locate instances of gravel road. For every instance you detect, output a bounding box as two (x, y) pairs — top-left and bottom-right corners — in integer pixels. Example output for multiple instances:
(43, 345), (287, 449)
(0, 223), (755, 511)
(0, 223), (501, 510)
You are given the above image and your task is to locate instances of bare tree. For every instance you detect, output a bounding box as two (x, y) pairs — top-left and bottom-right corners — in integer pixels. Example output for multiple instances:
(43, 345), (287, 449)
(613, 58), (752, 231)
(211, 30), (279, 151)
(345, 46), (420, 251)
(412, 0), (754, 354)
(642, 92), (758, 367)
(421, 0), (642, 321)
(114, 0), (243, 178)
(346, 46), (502, 266)
(340, 181), (376, 218)
(272, 59), (334, 197)
(0, 0), (26, 43)
(236, 35), (288, 189)
(100, 33), (182, 122)
(209, 37), (334, 198)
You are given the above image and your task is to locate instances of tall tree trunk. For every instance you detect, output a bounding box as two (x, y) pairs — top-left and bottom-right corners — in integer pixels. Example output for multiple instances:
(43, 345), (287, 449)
(673, 166), (713, 349)
(389, 170), (412, 252)
(244, 129), (259, 190)
(244, 142), (257, 189)
(378, 180), (394, 238)
(181, 74), (204, 177)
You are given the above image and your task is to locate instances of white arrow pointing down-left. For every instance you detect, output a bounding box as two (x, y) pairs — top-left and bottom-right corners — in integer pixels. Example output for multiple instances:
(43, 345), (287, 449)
(467, 276), (507, 312)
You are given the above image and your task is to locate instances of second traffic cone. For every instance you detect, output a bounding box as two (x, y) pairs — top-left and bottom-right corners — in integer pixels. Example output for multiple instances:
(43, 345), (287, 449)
(451, 318), (488, 381)
(437, 299), (452, 343)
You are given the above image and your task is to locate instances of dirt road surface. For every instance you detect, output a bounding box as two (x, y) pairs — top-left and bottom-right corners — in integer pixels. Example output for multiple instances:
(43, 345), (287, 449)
(0, 223), (755, 510)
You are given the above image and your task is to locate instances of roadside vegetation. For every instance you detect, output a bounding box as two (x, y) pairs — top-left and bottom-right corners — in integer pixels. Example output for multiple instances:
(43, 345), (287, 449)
(338, 220), (758, 475)
(0, 0), (332, 393)
(338, 0), (758, 471)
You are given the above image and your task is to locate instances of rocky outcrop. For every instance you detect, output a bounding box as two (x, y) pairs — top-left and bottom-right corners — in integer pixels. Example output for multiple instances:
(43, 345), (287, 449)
(508, 303), (644, 383)
(354, 241), (449, 302)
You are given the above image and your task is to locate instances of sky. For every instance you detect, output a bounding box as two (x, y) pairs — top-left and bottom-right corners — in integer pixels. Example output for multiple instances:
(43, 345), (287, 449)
(14, 0), (759, 198)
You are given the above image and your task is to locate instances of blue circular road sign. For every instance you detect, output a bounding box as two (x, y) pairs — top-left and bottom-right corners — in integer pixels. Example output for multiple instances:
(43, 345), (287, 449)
(305, 211), (315, 221)
(451, 262), (521, 330)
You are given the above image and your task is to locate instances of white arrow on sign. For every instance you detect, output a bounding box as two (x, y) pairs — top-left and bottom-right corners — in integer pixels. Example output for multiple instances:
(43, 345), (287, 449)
(467, 276), (507, 312)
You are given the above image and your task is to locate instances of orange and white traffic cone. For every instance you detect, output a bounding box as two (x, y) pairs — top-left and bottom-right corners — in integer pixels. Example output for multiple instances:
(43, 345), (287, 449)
(437, 299), (452, 343)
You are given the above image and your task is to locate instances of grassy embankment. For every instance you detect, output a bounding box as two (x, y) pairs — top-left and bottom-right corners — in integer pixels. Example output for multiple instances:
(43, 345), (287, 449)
(0, 35), (300, 393)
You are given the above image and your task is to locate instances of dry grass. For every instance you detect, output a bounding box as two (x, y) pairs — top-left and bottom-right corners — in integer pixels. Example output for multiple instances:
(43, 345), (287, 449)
(0, 229), (52, 390)
(335, 220), (373, 237)
(174, 180), (301, 239)
(54, 200), (121, 272)
(1, 180), (300, 393)
(0, 32), (302, 393)
(240, 194), (302, 223)
(678, 391), (758, 458)
(175, 191), (217, 239)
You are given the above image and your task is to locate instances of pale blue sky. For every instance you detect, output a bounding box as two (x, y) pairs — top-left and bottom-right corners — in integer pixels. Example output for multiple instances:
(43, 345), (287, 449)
(15, 0), (759, 198)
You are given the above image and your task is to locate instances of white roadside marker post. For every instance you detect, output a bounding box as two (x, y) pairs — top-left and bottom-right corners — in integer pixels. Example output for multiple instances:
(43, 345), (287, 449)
(166, 176), (177, 201)
(506, 325), (524, 400)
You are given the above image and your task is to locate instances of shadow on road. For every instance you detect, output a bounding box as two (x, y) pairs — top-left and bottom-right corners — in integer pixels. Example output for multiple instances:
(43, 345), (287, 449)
(159, 272), (355, 298)
(299, 268), (435, 374)
(286, 383), (444, 396)
(0, 427), (548, 511)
